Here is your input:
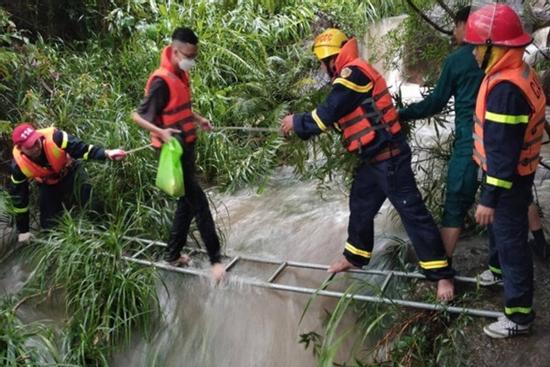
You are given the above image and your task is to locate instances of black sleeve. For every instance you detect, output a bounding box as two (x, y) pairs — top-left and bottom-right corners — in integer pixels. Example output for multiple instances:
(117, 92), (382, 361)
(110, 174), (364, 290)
(137, 77), (170, 123)
(52, 129), (107, 161)
(8, 162), (30, 233)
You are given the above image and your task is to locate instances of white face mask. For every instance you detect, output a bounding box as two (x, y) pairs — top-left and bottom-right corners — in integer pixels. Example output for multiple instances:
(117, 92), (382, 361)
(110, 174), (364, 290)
(178, 57), (196, 71)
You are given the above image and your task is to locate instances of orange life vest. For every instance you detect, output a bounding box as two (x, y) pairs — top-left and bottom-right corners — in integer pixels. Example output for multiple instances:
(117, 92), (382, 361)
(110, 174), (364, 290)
(333, 39), (401, 153)
(145, 46), (196, 147)
(12, 127), (71, 185)
(473, 48), (546, 176)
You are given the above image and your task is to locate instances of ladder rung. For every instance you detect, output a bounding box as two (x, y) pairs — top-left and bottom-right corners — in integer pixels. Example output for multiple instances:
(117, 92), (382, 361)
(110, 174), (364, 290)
(225, 256), (240, 271)
(122, 254), (504, 319)
(380, 273), (393, 294)
(267, 262), (287, 283)
(132, 242), (158, 259)
(90, 232), (483, 285)
(75, 232), (505, 319)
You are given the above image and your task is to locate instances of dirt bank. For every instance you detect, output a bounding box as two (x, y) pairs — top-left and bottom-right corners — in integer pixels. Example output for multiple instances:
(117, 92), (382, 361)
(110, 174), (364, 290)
(455, 223), (550, 366)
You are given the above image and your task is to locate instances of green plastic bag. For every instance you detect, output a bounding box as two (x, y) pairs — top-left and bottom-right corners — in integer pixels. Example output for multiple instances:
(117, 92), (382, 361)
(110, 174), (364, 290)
(155, 138), (185, 197)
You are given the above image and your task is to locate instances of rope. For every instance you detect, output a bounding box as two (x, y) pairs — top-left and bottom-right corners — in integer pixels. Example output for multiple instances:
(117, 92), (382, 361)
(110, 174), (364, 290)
(215, 126), (280, 133)
(124, 144), (153, 155)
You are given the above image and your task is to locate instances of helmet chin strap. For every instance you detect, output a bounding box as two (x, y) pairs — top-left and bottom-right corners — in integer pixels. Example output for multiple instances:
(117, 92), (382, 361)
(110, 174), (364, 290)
(322, 58), (336, 79)
(481, 40), (493, 71)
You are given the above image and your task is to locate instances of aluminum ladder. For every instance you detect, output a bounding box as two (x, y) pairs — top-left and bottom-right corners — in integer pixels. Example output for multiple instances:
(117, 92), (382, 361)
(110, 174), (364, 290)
(122, 235), (503, 319)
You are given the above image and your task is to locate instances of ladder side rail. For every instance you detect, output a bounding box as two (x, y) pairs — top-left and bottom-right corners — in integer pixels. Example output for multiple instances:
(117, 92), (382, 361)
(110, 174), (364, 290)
(123, 255), (503, 319)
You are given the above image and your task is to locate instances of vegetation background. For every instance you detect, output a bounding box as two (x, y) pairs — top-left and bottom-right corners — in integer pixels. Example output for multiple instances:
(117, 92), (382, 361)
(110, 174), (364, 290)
(0, 0), (548, 366)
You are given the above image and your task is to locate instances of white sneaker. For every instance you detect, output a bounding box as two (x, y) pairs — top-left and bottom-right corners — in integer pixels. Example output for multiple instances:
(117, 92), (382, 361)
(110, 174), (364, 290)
(477, 269), (503, 286)
(483, 316), (531, 338)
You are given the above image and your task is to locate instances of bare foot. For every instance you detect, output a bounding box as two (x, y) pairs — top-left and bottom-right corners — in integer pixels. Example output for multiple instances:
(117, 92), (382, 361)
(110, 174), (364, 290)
(211, 263), (227, 284)
(437, 278), (454, 302)
(165, 254), (191, 267)
(327, 256), (358, 273)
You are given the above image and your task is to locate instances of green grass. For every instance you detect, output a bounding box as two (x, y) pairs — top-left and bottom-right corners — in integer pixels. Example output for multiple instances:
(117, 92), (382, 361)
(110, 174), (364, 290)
(28, 213), (161, 365)
(0, 298), (66, 366)
(300, 240), (477, 367)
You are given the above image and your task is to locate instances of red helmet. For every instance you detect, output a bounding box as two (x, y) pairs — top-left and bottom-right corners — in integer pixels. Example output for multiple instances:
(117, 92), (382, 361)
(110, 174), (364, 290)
(464, 3), (532, 47)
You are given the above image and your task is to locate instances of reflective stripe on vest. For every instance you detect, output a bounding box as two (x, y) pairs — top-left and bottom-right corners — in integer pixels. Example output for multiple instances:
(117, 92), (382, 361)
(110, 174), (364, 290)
(12, 127), (70, 185)
(335, 60), (401, 153)
(473, 61), (546, 176)
(145, 48), (196, 146)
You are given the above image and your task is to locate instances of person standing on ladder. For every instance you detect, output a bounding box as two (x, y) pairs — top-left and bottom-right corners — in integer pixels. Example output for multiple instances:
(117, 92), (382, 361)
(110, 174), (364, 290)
(280, 28), (456, 301)
(8, 123), (126, 241)
(131, 27), (225, 283)
(465, 3), (546, 338)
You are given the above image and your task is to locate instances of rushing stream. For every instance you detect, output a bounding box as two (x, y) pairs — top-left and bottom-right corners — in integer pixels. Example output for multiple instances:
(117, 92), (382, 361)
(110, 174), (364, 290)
(109, 168), (403, 367)
(1, 12), (549, 367)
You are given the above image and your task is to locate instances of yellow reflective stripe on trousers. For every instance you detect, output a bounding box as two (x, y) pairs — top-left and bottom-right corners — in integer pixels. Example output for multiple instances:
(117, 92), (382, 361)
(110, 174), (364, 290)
(61, 131), (69, 149)
(332, 78), (373, 93)
(13, 206), (29, 213)
(11, 175), (27, 184)
(311, 109), (328, 131)
(505, 306), (532, 315)
(83, 145), (94, 160)
(485, 111), (529, 124)
(486, 175), (512, 189)
(489, 265), (502, 274)
(344, 242), (371, 258)
(419, 259), (448, 270)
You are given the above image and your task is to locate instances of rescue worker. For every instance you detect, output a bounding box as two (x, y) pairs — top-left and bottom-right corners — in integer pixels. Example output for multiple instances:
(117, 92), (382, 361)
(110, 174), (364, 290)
(399, 6), (484, 262)
(131, 27), (225, 283)
(280, 28), (456, 301)
(465, 3), (546, 338)
(9, 123), (126, 241)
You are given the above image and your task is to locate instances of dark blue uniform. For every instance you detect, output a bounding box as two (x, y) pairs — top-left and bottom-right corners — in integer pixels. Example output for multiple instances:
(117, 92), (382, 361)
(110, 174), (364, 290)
(481, 82), (534, 325)
(293, 66), (454, 280)
(9, 129), (106, 231)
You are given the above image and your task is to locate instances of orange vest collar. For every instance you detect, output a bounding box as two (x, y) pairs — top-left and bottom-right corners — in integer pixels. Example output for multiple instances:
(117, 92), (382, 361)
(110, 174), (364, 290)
(335, 38), (360, 73)
(486, 47), (524, 75)
(159, 46), (178, 74)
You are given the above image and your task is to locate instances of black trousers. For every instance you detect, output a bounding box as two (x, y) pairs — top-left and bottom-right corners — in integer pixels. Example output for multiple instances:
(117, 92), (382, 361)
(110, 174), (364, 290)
(38, 162), (92, 229)
(164, 142), (221, 264)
